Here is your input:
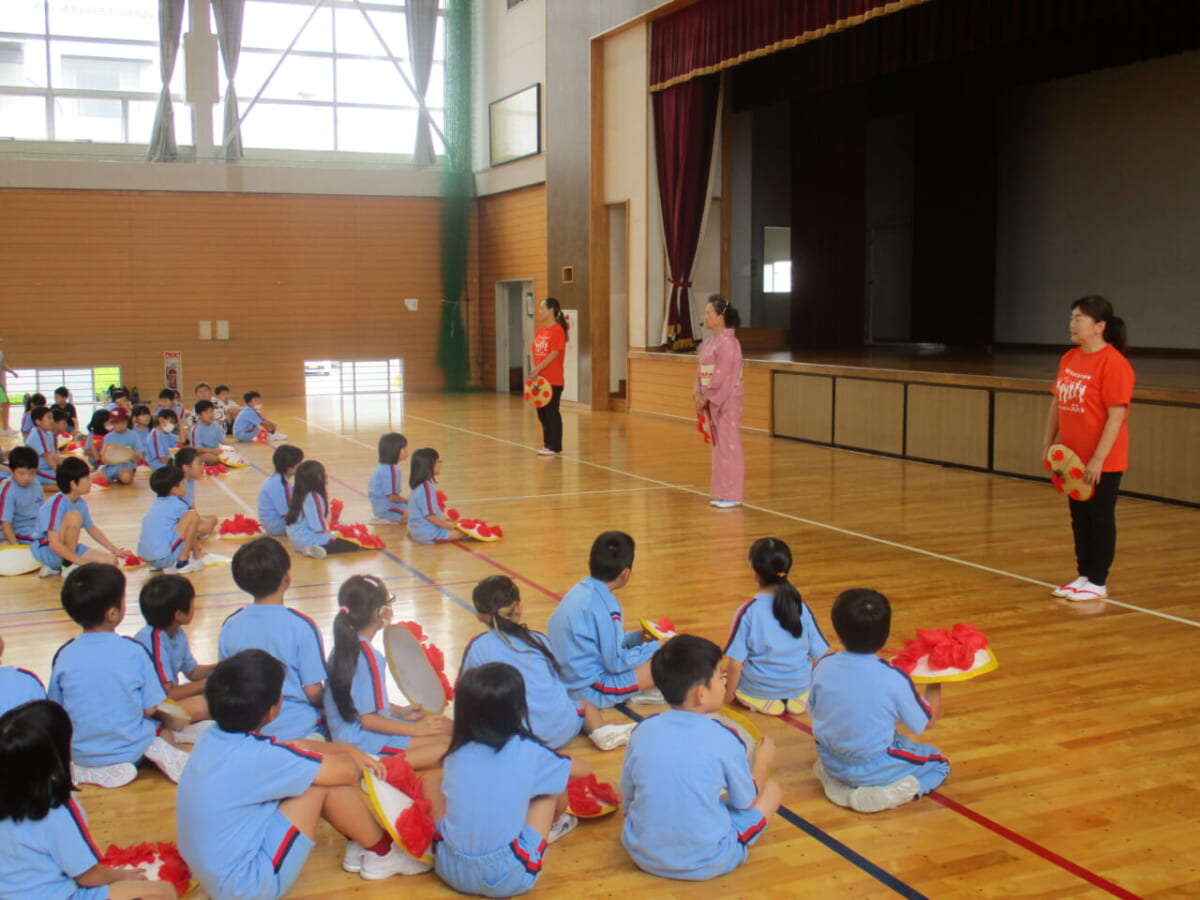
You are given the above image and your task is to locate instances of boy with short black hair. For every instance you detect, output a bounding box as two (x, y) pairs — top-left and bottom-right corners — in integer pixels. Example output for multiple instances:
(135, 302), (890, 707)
(258, 445), (304, 536)
(136, 575), (214, 733)
(219, 538), (326, 741)
(232, 391), (287, 442)
(147, 409), (180, 471)
(620, 634), (781, 881)
(0, 446), (43, 545)
(176, 649), (421, 897)
(809, 588), (949, 814)
(138, 465), (206, 575)
(188, 400), (226, 465)
(48, 563), (190, 787)
(213, 384), (240, 435)
(24, 405), (59, 489)
(174, 448), (218, 539)
(52, 386), (79, 435)
(32, 458), (130, 577)
(547, 531), (660, 707)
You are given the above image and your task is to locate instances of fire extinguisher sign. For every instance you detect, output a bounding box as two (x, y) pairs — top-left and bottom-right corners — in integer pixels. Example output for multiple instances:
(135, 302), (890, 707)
(163, 352), (182, 393)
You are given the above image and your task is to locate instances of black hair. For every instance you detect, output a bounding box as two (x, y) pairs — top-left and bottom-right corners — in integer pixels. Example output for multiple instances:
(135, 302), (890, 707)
(139, 574), (195, 629)
(7, 446), (38, 471)
(749, 537), (804, 638)
(243, 391), (261, 405)
(285, 459), (327, 525)
(707, 294), (741, 329)
(131, 404), (151, 420)
(205, 649), (286, 733)
(543, 296), (570, 341)
(445, 663), (537, 759)
(158, 388), (175, 401)
(194, 382), (211, 393)
(24, 393), (46, 413)
(174, 446), (198, 468)
(408, 448), (440, 490)
(231, 536), (291, 599)
(472, 575), (560, 676)
(0, 700), (75, 823)
(194, 399), (214, 415)
(29, 405), (51, 425)
(651, 634), (723, 706)
(86, 409), (110, 435)
(55, 457), (90, 494)
(272, 444), (305, 475)
(1071, 295), (1127, 353)
(214, 384), (230, 396)
(54, 387), (70, 400)
(61, 563), (125, 629)
(328, 575), (391, 722)
(155, 409), (178, 425)
(149, 464), (184, 497)
(831, 588), (891, 654)
(109, 388), (129, 401)
(377, 432), (408, 465)
(48, 408), (68, 425)
(588, 531), (635, 582)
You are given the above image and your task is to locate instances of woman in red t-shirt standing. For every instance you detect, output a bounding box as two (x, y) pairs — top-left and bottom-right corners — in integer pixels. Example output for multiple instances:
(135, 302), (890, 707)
(530, 297), (568, 455)
(1042, 296), (1134, 602)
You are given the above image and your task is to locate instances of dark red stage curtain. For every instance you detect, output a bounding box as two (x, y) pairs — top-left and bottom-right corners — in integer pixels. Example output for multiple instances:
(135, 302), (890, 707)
(650, 0), (934, 90)
(652, 74), (720, 351)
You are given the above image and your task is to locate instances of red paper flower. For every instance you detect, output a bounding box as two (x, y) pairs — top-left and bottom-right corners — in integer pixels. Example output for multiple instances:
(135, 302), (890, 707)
(202, 463), (228, 476)
(889, 624), (989, 674)
(423, 643), (454, 701)
(446, 508), (459, 521)
(100, 842), (191, 896)
(658, 616), (676, 633)
(329, 498), (345, 527)
(121, 554), (142, 568)
(219, 514), (262, 536)
(567, 774), (620, 815)
(492, 525), (504, 538)
(397, 620), (428, 643)
(91, 474), (110, 488)
(380, 754), (435, 858)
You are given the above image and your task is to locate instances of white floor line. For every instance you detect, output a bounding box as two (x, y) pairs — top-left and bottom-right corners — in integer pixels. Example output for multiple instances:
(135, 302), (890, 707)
(399, 412), (1200, 629)
(210, 474), (256, 515)
(294, 417), (375, 450)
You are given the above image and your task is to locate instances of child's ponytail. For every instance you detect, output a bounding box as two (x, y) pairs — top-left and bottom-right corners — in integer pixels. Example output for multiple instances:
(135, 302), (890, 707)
(285, 459), (325, 525)
(24, 393), (45, 414)
(749, 537), (804, 639)
(327, 575), (390, 723)
(472, 575), (561, 676)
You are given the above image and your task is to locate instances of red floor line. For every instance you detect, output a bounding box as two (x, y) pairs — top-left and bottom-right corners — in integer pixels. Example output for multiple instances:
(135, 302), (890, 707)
(778, 715), (1142, 900)
(451, 542), (563, 601)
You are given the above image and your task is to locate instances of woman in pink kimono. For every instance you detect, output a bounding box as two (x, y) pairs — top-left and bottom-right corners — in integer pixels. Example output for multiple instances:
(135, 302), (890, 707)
(693, 296), (744, 509)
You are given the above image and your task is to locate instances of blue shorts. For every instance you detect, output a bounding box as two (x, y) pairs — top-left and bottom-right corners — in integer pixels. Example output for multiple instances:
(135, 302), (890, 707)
(372, 504), (407, 522)
(31, 541), (89, 569)
(101, 462), (135, 480)
(818, 734), (950, 796)
(409, 524), (452, 544)
(543, 707), (586, 749)
(568, 672), (641, 709)
(434, 824), (546, 898)
(145, 540), (185, 571)
(214, 809), (313, 900)
(625, 807), (766, 881)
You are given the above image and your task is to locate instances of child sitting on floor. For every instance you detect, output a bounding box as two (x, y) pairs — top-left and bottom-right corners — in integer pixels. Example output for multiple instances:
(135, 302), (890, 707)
(137, 466), (206, 575)
(405, 448), (464, 544)
(258, 444), (303, 537)
(620, 634), (781, 881)
(99, 406), (143, 485)
(809, 588), (950, 813)
(188, 400), (227, 466)
(174, 448), (217, 539)
(232, 391), (287, 442)
(0, 447), (44, 547)
(146, 409), (180, 472)
(32, 458), (130, 577)
(285, 460), (363, 558)
(367, 432), (408, 525)
(135, 574), (214, 735)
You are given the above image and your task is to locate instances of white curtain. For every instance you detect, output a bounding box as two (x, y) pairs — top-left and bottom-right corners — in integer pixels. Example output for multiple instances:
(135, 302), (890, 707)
(407, 0), (438, 165)
(145, 0), (186, 162)
(212, 0), (246, 161)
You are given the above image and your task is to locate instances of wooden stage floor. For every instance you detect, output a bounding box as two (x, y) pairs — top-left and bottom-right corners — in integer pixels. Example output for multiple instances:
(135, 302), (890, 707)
(4, 393), (1198, 899)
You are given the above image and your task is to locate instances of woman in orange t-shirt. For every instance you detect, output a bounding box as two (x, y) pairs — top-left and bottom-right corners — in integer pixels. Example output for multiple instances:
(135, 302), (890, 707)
(530, 297), (568, 455)
(1042, 296), (1134, 602)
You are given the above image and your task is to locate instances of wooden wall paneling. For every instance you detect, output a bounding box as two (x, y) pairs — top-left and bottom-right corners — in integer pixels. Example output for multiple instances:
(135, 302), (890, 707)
(628, 354), (770, 432)
(774, 372), (833, 442)
(1123, 402), (1200, 504)
(833, 377), (904, 454)
(993, 391), (1052, 478)
(905, 383), (991, 468)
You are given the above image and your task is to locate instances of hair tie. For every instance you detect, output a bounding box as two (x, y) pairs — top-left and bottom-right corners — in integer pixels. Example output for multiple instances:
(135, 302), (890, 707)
(777, 572), (787, 579)
(338, 605), (350, 614)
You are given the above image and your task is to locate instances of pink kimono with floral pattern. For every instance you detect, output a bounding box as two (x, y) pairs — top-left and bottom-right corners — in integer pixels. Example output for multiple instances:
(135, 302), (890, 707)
(695, 329), (744, 502)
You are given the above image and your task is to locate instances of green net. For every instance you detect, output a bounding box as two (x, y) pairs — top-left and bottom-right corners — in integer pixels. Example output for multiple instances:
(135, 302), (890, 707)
(437, 0), (473, 391)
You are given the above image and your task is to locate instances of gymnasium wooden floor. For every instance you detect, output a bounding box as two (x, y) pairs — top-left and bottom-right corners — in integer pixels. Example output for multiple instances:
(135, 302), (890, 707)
(4, 393), (1198, 899)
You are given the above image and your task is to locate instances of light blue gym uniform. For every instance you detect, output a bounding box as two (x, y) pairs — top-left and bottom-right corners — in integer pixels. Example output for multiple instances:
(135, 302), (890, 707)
(31, 494), (92, 570)
(620, 709), (767, 881)
(407, 481), (450, 543)
(100, 429), (140, 481)
(285, 492), (335, 550)
(461, 630), (583, 748)
(49, 632), (166, 767)
(25, 427), (57, 486)
(177, 728), (323, 900)
(232, 406), (265, 441)
(191, 420), (226, 450)
(367, 463), (407, 521)
(724, 592), (830, 702)
(137, 495), (190, 570)
(219, 605), (327, 741)
(809, 652), (950, 795)
(435, 735), (571, 898)
(146, 428), (179, 471)
(547, 577), (659, 708)
(0, 665), (45, 716)
(135, 625), (199, 689)
(0, 477), (44, 544)
(0, 798), (108, 900)
(323, 638), (409, 755)
(257, 473), (291, 536)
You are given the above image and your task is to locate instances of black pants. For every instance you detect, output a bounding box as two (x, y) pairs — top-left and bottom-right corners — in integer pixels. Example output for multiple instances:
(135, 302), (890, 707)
(324, 537), (362, 555)
(1068, 471), (1123, 585)
(536, 385), (564, 452)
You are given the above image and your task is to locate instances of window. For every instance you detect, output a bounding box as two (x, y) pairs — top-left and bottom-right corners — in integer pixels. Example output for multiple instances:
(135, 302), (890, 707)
(0, 0), (189, 144)
(304, 359), (404, 396)
(223, 0), (446, 155)
(10, 366), (123, 404)
(762, 226), (792, 294)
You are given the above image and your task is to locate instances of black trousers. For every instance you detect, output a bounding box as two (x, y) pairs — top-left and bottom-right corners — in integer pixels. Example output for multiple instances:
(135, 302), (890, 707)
(1068, 471), (1123, 585)
(536, 385), (564, 452)
(324, 537), (362, 555)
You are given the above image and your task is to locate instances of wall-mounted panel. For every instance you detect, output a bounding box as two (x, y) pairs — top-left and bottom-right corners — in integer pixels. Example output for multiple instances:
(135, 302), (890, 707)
(1123, 403), (1200, 504)
(993, 391), (1051, 478)
(773, 373), (832, 443)
(906, 384), (990, 468)
(834, 378), (904, 454)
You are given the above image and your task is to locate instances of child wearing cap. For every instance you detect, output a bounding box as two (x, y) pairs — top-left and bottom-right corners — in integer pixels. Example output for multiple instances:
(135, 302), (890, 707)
(99, 406), (144, 486)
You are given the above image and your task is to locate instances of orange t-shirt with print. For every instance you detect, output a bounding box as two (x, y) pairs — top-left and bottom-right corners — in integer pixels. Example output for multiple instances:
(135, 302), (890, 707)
(1052, 344), (1135, 472)
(532, 325), (567, 386)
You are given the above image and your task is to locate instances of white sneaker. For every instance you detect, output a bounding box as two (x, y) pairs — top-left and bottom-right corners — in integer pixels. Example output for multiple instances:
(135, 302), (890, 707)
(537, 448), (556, 456)
(268, 432), (288, 442)
(813, 759), (854, 808)
(369, 516), (404, 525)
(359, 842), (431, 879)
(38, 564), (62, 578)
(62, 564), (79, 579)
(199, 552), (231, 566)
(1068, 581), (1108, 602)
(144, 736), (190, 784)
(172, 720), (215, 744)
(628, 688), (665, 706)
(342, 839), (367, 874)
(547, 813), (577, 844)
(71, 761), (138, 789)
(589, 722), (637, 751)
(1051, 576), (1086, 598)
(710, 499), (742, 509)
(168, 557), (206, 575)
(300, 544), (327, 559)
(848, 775), (920, 814)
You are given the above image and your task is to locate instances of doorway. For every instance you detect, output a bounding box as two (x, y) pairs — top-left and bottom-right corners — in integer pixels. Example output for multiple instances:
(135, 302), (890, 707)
(494, 279), (535, 393)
